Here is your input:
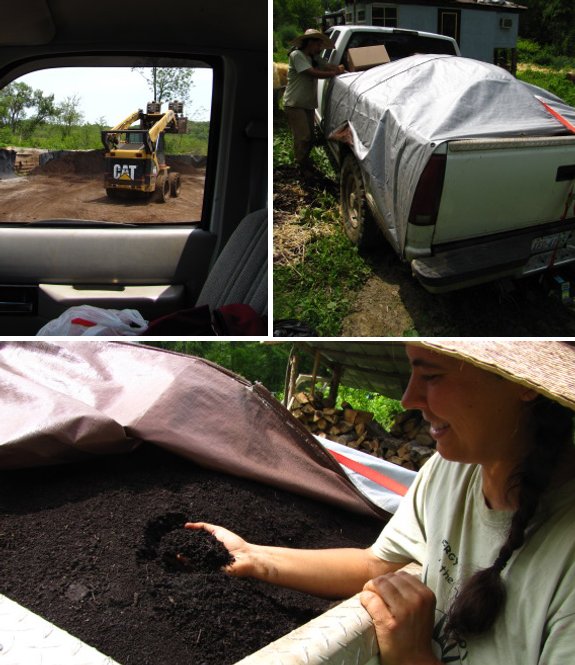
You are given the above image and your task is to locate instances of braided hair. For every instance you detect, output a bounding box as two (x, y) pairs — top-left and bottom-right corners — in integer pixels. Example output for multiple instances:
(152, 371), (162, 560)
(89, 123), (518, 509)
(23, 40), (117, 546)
(444, 396), (574, 640)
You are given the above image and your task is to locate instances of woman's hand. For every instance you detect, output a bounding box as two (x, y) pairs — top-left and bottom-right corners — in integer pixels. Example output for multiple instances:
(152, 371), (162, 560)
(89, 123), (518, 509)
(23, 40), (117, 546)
(183, 522), (255, 577)
(360, 571), (440, 665)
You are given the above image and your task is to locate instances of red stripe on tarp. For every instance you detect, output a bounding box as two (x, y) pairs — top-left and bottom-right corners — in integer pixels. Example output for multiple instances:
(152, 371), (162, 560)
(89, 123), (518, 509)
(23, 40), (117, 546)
(536, 96), (575, 134)
(329, 449), (409, 497)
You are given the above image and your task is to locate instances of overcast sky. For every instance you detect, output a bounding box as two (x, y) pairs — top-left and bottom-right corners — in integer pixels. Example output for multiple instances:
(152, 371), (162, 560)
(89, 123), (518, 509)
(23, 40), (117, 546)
(19, 67), (213, 125)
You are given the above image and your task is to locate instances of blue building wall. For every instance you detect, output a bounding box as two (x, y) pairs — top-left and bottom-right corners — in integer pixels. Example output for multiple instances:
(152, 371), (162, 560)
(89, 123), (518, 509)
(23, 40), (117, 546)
(353, 3), (520, 65)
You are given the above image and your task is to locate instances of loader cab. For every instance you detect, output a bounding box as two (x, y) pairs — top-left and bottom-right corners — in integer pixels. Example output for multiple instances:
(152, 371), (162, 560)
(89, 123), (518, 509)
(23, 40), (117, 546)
(0, 0), (268, 335)
(124, 132), (146, 148)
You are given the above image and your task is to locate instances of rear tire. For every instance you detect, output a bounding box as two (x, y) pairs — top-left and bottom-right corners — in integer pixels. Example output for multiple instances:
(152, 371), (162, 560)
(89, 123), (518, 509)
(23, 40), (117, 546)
(340, 154), (378, 250)
(169, 172), (181, 197)
(153, 173), (170, 203)
(106, 187), (120, 200)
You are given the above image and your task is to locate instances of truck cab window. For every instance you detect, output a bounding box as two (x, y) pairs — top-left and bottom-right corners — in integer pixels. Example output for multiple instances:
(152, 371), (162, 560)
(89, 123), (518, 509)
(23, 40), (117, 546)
(0, 64), (213, 225)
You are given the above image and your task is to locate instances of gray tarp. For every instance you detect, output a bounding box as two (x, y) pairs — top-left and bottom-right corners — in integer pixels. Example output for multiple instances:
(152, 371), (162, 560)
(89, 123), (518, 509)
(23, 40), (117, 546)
(0, 341), (387, 519)
(325, 54), (575, 253)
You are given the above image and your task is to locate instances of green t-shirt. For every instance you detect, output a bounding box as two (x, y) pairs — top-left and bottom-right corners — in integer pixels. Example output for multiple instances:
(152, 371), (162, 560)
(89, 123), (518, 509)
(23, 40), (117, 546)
(372, 453), (575, 664)
(283, 49), (328, 110)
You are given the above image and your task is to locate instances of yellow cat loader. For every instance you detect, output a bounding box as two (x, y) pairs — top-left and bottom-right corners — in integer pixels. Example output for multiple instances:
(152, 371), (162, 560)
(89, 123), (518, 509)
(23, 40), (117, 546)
(101, 101), (187, 202)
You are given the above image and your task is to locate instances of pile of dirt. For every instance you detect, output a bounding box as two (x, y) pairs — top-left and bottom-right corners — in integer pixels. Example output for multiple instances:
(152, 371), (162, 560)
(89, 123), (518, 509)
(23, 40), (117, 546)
(32, 149), (104, 175)
(27, 150), (205, 176)
(0, 444), (383, 665)
(167, 154), (207, 174)
(0, 148), (15, 176)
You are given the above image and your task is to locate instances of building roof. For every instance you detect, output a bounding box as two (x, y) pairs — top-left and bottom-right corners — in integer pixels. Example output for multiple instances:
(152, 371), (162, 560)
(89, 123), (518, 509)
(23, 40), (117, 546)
(345, 0), (527, 11)
(290, 341), (412, 401)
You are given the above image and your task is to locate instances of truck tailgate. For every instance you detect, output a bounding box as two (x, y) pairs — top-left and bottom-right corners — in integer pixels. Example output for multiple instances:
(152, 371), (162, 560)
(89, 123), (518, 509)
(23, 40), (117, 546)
(432, 136), (575, 245)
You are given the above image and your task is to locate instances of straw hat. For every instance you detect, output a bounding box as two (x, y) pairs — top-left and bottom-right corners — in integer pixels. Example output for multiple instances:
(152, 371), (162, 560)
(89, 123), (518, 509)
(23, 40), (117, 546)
(413, 340), (575, 412)
(291, 29), (335, 50)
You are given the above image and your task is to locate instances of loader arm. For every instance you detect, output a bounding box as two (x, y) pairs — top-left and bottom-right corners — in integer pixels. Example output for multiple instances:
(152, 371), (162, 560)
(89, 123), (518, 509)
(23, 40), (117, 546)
(148, 110), (177, 143)
(110, 110), (142, 131)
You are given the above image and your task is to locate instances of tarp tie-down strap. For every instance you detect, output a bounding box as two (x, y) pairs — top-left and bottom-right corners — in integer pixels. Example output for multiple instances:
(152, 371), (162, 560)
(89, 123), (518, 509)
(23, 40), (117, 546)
(329, 449), (409, 497)
(535, 95), (575, 134)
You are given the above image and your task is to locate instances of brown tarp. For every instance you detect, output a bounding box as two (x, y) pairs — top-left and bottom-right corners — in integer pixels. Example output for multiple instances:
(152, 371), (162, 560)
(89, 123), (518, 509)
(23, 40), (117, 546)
(0, 341), (387, 519)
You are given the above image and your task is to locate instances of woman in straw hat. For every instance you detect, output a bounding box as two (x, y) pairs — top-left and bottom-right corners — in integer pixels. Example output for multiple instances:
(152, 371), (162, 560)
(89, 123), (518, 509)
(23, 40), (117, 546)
(187, 340), (575, 664)
(282, 28), (345, 178)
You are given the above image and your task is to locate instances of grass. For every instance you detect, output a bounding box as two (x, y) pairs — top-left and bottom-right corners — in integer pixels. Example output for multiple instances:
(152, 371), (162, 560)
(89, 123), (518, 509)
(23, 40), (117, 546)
(516, 39), (575, 107)
(273, 225), (371, 336)
(273, 121), (372, 336)
(336, 386), (403, 429)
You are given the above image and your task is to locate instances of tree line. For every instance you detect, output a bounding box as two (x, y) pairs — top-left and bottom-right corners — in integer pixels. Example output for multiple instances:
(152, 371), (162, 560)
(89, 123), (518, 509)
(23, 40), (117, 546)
(520, 0), (575, 57)
(0, 67), (197, 146)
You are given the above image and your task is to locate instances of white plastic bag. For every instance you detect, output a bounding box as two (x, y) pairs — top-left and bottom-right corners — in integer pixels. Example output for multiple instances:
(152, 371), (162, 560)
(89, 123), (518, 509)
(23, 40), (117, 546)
(37, 305), (148, 336)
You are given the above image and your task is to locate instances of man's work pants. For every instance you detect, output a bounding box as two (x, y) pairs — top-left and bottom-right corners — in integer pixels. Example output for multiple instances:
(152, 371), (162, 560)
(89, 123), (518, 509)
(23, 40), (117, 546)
(284, 106), (315, 170)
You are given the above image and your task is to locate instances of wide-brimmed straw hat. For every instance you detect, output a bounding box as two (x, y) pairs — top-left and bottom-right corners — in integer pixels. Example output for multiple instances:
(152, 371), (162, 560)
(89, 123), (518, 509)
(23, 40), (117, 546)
(413, 340), (575, 412)
(291, 29), (335, 50)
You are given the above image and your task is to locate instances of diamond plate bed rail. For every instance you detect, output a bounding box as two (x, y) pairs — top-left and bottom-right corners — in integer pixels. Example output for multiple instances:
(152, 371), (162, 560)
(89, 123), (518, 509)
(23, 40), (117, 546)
(0, 593), (120, 665)
(235, 563), (422, 665)
(234, 593), (380, 665)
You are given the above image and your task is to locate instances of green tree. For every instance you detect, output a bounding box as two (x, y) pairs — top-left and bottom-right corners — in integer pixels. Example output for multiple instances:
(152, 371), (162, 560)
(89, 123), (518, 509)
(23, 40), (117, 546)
(273, 0), (344, 59)
(0, 82), (61, 140)
(58, 95), (83, 137)
(274, 0), (340, 30)
(0, 82), (34, 131)
(520, 0), (575, 56)
(20, 89), (58, 138)
(131, 67), (194, 107)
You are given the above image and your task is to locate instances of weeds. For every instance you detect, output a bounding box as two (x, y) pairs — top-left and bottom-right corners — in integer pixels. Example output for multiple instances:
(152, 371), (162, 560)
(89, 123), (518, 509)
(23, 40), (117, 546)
(273, 126), (294, 168)
(274, 209), (371, 335)
(274, 116), (372, 335)
(517, 68), (575, 107)
(517, 39), (575, 72)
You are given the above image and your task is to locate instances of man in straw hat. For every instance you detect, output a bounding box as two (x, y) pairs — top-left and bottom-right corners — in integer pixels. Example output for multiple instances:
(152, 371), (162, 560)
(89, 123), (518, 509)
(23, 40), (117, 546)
(282, 28), (345, 179)
(186, 340), (575, 664)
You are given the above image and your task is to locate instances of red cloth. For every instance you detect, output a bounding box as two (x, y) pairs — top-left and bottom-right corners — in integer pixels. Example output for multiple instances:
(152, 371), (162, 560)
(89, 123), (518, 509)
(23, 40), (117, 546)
(144, 304), (266, 336)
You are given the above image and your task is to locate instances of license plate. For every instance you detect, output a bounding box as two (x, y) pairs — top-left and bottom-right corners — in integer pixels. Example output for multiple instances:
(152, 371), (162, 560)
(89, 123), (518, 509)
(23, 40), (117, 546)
(531, 231), (571, 253)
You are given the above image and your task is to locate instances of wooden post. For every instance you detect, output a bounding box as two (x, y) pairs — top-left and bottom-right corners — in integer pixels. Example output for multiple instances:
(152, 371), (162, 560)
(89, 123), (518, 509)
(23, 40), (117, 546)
(328, 363), (342, 407)
(284, 346), (300, 408)
(310, 349), (322, 400)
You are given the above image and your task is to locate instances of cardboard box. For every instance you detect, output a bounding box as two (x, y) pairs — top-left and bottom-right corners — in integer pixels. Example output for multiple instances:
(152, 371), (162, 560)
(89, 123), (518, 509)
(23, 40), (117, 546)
(346, 44), (391, 72)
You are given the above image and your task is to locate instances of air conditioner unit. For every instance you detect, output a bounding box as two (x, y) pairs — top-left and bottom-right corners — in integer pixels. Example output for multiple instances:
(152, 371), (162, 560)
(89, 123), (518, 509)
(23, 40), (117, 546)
(500, 17), (513, 29)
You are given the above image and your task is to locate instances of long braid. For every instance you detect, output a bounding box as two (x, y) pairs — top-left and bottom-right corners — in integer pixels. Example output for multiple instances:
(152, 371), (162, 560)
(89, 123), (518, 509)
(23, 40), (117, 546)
(444, 397), (573, 640)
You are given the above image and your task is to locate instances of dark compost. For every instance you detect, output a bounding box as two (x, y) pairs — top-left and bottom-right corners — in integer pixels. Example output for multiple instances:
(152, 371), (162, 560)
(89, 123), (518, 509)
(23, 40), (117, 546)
(0, 444), (384, 664)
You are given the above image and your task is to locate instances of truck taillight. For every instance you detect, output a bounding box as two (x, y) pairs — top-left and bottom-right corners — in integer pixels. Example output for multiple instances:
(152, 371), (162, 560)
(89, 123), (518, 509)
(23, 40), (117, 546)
(408, 154), (446, 226)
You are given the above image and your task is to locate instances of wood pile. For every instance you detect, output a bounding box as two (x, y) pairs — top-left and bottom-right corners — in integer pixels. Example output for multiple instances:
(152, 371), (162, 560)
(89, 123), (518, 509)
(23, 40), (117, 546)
(289, 392), (435, 471)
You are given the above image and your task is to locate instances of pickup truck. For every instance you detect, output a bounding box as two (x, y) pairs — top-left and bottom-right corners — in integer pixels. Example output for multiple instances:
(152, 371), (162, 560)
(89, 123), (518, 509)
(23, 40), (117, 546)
(316, 26), (575, 292)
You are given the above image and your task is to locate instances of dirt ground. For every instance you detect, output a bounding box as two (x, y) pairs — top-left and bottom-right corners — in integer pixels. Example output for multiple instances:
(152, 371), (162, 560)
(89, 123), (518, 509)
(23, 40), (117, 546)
(0, 444), (383, 665)
(273, 167), (575, 337)
(0, 152), (205, 223)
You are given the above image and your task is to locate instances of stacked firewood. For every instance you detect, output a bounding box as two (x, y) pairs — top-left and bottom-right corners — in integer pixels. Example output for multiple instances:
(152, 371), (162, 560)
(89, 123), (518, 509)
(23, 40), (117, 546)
(289, 392), (435, 471)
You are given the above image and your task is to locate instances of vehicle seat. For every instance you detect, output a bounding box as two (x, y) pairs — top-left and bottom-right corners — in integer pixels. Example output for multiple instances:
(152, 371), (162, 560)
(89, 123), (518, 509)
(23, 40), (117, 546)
(195, 208), (268, 315)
